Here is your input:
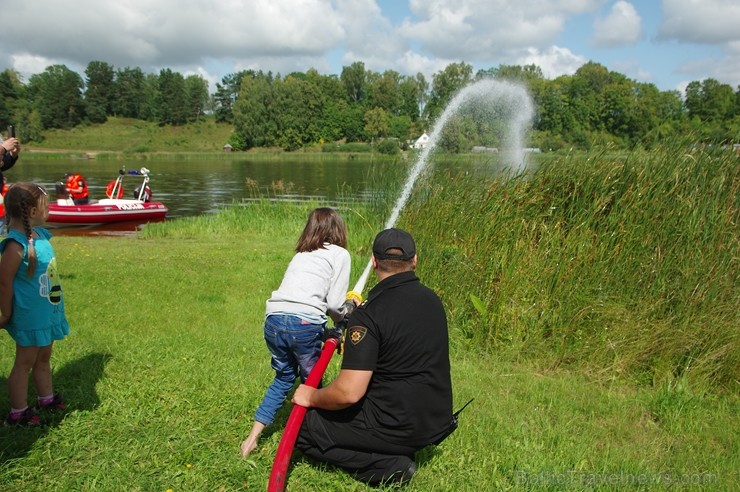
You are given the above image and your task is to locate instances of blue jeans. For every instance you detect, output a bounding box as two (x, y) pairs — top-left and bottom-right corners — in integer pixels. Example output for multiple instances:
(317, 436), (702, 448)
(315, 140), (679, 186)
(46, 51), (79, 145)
(254, 314), (324, 426)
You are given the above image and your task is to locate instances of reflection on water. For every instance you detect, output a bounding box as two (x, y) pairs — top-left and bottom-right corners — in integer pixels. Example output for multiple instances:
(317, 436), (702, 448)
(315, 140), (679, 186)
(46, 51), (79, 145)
(9, 153), (518, 237)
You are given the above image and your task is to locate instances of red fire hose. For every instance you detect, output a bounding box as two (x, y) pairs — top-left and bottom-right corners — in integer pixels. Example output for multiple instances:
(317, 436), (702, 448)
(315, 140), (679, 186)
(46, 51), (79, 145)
(267, 337), (339, 492)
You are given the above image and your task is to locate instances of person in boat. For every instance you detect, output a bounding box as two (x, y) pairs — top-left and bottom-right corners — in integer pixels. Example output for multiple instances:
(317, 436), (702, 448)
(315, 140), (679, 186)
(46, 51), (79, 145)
(64, 173), (89, 205)
(292, 228), (454, 486)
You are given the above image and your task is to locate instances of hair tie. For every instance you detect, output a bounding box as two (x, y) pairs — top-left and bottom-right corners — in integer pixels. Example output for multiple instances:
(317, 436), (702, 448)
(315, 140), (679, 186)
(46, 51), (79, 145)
(28, 237), (34, 245)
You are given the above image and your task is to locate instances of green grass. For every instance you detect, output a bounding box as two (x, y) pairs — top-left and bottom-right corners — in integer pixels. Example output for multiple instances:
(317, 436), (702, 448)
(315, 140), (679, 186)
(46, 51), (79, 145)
(0, 146), (738, 491)
(29, 116), (234, 154)
(400, 141), (739, 392)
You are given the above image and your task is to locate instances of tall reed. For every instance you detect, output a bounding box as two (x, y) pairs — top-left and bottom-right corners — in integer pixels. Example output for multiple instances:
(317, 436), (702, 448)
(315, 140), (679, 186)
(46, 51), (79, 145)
(400, 140), (738, 392)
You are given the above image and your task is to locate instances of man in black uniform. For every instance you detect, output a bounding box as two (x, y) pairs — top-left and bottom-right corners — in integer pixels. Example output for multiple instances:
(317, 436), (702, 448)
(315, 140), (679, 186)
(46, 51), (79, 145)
(293, 228), (453, 486)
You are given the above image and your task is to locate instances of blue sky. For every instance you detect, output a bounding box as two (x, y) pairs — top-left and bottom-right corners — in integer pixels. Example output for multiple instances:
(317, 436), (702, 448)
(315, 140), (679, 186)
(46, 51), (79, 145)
(1, 1), (738, 94)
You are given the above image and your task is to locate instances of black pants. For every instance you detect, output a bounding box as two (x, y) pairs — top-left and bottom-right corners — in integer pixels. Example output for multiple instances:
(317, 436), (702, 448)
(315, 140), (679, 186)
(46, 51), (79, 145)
(296, 407), (417, 484)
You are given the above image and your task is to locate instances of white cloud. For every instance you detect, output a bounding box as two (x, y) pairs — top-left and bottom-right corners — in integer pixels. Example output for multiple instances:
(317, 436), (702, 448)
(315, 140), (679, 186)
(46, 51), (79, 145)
(592, 1), (642, 48)
(634, 68), (653, 82)
(675, 80), (691, 95)
(395, 51), (451, 80)
(0, 0), (347, 72)
(659, 0), (740, 45)
(675, 54), (740, 88)
(399, 0), (602, 61)
(728, 40), (740, 56)
(518, 46), (587, 79)
(337, 0), (409, 74)
(0, 0), (734, 92)
(11, 54), (60, 83)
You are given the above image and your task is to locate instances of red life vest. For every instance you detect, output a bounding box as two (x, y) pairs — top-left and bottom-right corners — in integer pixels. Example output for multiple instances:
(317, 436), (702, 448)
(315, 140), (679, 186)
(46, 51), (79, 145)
(65, 174), (89, 200)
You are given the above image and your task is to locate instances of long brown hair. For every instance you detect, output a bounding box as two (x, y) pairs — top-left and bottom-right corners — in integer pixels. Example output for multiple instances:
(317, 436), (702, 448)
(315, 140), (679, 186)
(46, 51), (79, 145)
(4, 182), (49, 277)
(296, 207), (348, 253)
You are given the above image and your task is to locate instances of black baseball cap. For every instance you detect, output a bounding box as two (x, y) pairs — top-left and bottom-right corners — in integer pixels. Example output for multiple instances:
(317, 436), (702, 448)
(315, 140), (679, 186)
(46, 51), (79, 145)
(372, 228), (416, 260)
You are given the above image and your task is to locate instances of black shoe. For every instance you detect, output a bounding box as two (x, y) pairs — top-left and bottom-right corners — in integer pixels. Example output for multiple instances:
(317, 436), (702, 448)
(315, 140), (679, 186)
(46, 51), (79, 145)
(378, 456), (416, 486)
(395, 459), (416, 485)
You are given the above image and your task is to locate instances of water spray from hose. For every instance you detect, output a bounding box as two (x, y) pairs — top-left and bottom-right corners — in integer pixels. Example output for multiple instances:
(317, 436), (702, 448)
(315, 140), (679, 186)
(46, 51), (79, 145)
(352, 79), (533, 295)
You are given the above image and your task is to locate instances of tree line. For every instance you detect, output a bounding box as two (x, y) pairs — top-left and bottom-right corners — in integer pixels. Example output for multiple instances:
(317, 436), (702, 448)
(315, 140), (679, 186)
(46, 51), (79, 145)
(0, 60), (738, 152)
(0, 63), (210, 143)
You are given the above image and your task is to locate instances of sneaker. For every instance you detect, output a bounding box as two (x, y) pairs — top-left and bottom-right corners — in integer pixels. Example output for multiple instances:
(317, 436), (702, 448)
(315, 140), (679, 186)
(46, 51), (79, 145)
(4, 408), (45, 428)
(35, 393), (65, 412)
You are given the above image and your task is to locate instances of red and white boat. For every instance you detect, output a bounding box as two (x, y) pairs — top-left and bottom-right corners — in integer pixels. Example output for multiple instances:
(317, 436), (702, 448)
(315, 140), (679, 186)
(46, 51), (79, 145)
(47, 167), (168, 225)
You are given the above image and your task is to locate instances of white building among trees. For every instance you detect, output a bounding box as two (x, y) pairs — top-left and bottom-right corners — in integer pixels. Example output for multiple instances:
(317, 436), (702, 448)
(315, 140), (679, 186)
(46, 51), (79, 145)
(412, 132), (430, 149)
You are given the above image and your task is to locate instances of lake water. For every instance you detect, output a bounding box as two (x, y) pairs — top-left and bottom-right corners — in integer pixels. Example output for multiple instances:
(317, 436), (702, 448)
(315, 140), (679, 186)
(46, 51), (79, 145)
(7, 155), (390, 235)
(7, 153), (520, 236)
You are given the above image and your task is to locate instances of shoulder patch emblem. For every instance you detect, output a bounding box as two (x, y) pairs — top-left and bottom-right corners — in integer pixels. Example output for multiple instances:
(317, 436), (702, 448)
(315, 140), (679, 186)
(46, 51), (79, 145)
(348, 326), (367, 345)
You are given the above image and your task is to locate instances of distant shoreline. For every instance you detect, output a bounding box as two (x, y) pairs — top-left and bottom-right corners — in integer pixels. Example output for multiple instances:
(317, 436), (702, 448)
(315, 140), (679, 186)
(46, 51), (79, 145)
(20, 147), (410, 161)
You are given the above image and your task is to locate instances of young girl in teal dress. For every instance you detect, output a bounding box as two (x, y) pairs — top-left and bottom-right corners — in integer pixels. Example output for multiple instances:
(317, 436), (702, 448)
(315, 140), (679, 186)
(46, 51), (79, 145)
(0, 183), (69, 427)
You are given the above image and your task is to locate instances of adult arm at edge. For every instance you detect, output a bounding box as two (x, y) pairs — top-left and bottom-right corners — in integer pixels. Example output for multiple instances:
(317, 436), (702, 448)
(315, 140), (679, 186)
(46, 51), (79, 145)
(293, 369), (372, 410)
(1, 137), (20, 171)
(1, 149), (18, 171)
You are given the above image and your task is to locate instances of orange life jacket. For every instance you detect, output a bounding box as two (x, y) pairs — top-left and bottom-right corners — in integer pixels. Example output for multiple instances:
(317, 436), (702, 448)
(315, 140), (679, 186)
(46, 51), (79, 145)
(65, 174), (89, 200)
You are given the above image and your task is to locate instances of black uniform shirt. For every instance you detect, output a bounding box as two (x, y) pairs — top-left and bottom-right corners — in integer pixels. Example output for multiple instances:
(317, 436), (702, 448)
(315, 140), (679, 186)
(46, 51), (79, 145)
(342, 270), (453, 446)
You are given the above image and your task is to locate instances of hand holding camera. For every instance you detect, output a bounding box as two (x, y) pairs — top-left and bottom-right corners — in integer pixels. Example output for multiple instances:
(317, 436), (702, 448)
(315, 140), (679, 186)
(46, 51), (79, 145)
(2, 125), (20, 156)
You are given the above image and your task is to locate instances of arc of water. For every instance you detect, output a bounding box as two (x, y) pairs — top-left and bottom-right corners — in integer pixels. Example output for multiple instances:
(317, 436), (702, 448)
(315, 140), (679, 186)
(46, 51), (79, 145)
(352, 79), (534, 294)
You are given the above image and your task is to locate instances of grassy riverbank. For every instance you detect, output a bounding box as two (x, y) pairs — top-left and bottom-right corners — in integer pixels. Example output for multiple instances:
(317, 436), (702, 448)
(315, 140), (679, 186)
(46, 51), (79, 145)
(24, 117), (233, 155)
(0, 141), (738, 490)
(22, 116), (398, 160)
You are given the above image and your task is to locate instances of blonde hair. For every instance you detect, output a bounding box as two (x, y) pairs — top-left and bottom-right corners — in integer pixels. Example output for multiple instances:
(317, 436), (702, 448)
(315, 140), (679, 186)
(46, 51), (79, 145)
(296, 207), (348, 253)
(4, 183), (49, 277)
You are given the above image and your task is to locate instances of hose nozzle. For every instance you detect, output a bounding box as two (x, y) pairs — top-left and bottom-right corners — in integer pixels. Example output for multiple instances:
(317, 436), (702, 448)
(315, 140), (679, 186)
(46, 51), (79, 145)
(346, 290), (363, 303)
